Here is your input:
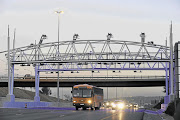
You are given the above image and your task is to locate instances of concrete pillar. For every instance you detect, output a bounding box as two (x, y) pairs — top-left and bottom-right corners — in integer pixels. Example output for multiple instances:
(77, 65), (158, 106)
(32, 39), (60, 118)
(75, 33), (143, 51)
(34, 65), (40, 102)
(6, 64), (15, 102)
(169, 22), (174, 102)
(164, 62), (169, 104)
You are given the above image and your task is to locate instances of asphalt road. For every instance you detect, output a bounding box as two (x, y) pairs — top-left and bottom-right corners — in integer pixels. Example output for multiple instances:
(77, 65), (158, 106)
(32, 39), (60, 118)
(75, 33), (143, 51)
(0, 107), (145, 120)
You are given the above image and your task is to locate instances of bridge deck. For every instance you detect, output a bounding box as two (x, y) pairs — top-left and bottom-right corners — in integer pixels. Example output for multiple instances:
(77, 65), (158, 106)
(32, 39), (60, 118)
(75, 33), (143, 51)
(0, 76), (166, 87)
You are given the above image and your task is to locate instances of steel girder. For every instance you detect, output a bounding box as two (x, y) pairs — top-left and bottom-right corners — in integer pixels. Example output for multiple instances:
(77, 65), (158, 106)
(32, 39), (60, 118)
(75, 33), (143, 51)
(2, 40), (170, 71)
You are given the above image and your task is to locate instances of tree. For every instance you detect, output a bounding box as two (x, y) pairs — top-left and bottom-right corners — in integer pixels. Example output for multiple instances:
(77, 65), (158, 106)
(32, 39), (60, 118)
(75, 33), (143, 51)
(40, 87), (52, 95)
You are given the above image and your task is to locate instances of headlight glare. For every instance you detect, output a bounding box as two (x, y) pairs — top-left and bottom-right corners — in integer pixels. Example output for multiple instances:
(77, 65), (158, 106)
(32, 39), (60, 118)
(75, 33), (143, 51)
(118, 103), (124, 108)
(88, 100), (92, 104)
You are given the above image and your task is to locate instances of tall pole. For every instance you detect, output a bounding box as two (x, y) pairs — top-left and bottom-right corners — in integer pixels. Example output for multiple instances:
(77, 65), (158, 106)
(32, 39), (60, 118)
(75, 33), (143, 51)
(7, 25), (11, 95)
(116, 87), (117, 100)
(164, 38), (169, 104)
(165, 38), (168, 97)
(170, 21), (174, 101)
(55, 10), (64, 103)
(57, 14), (60, 103)
(11, 28), (16, 95)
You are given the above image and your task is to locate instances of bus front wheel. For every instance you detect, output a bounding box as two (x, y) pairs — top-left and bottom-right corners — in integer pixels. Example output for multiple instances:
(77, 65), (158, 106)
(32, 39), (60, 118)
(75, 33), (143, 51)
(83, 107), (86, 110)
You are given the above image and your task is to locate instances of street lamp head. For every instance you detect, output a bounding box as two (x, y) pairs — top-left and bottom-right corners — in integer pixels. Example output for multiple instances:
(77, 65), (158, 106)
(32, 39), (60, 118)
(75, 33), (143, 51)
(55, 10), (64, 14)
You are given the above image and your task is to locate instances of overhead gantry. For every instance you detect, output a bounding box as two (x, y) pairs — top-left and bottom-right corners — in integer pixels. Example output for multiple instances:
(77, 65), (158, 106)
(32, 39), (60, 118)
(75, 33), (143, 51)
(1, 32), (176, 108)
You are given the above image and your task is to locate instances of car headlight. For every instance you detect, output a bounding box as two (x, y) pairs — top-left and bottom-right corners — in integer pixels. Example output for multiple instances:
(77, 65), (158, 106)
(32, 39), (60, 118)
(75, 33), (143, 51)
(112, 104), (116, 108)
(73, 101), (77, 103)
(106, 103), (109, 105)
(88, 100), (92, 104)
(118, 103), (124, 109)
(111, 102), (114, 106)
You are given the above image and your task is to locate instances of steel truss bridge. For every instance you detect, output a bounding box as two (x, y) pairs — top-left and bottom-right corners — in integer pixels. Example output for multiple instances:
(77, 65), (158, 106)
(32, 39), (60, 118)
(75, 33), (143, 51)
(2, 38), (175, 104)
(7, 40), (170, 69)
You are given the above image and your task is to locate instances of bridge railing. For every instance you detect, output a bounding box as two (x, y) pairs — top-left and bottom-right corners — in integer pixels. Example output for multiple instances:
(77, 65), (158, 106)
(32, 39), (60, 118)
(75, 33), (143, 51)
(0, 75), (167, 82)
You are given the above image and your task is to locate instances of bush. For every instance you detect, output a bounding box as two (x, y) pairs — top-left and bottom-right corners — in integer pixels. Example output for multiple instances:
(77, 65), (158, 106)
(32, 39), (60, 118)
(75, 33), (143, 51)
(153, 99), (164, 109)
(165, 99), (180, 116)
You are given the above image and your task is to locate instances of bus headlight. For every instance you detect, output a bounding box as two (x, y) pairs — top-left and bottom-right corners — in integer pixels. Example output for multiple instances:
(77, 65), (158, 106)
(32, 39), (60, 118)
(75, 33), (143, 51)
(73, 101), (77, 103)
(88, 100), (92, 104)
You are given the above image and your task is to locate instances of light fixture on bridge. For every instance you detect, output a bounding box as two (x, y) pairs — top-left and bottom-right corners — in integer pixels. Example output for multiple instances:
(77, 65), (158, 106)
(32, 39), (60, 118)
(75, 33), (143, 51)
(39, 34), (47, 45)
(61, 71), (64, 73)
(119, 70), (121, 73)
(140, 70), (142, 73)
(73, 34), (79, 41)
(77, 63), (82, 65)
(130, 62), (134, 65)
(56, 71), (58, 73)
(117, 63), (121, 64)
(98, 62), (101, 64)
(20, 64), (31, 66)
(134, 70), (137, 73)
(92, 71), (94, 73)
(112, 71), (115, 73)
(140, 33), (145, 43)
(51, 72), (54, 74)
(148, 41), (154, 45)
(107, 33), (113, 40)
(71, 71), (74, 73)
(20, 64), (25, 66)
(137, 62), (141, 65)
(40, 63), (44, 66)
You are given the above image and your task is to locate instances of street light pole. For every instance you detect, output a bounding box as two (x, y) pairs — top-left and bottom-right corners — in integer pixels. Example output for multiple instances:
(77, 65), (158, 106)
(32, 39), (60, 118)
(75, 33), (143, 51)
(7, 25), (11, 95)
(55, 10), (64, 103)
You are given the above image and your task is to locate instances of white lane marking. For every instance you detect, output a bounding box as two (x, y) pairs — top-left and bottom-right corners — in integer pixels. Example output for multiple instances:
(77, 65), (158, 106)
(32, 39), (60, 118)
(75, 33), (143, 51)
(59, 115), (65, 117)
(16, 113), (22, 115)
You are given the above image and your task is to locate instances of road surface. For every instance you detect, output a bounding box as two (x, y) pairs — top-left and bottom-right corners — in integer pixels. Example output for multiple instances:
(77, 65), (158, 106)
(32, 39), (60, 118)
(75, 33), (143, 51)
(0, 107), (145, 120)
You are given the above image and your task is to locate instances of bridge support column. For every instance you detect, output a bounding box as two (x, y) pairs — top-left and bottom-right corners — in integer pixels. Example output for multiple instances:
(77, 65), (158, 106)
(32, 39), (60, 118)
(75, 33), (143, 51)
(34, 65), (40, 102)
(6, 64), (15, 102)
(169, 22), (175, 102)
(164, 62), (169, 104)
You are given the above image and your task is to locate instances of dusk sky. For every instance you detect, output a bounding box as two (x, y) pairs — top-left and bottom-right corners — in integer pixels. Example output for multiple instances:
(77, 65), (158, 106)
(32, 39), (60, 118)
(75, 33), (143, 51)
(0, 0), (180, 98)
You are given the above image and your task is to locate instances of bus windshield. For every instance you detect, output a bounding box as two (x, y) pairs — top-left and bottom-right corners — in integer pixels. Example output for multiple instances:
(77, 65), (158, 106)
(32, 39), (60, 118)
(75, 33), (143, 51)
(73, 88), (92, 98)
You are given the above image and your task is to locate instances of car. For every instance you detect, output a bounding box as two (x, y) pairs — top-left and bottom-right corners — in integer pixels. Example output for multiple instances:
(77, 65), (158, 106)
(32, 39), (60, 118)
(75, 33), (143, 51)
(105, 101), (113, 108)
(129, 103), (138, 108)
(111, 100), (125, 110)
(24, 74), (33, 79)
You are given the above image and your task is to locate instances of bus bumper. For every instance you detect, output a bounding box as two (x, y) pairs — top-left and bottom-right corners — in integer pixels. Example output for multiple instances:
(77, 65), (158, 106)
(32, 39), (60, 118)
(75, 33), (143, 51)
(73, 103), (92, 108)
